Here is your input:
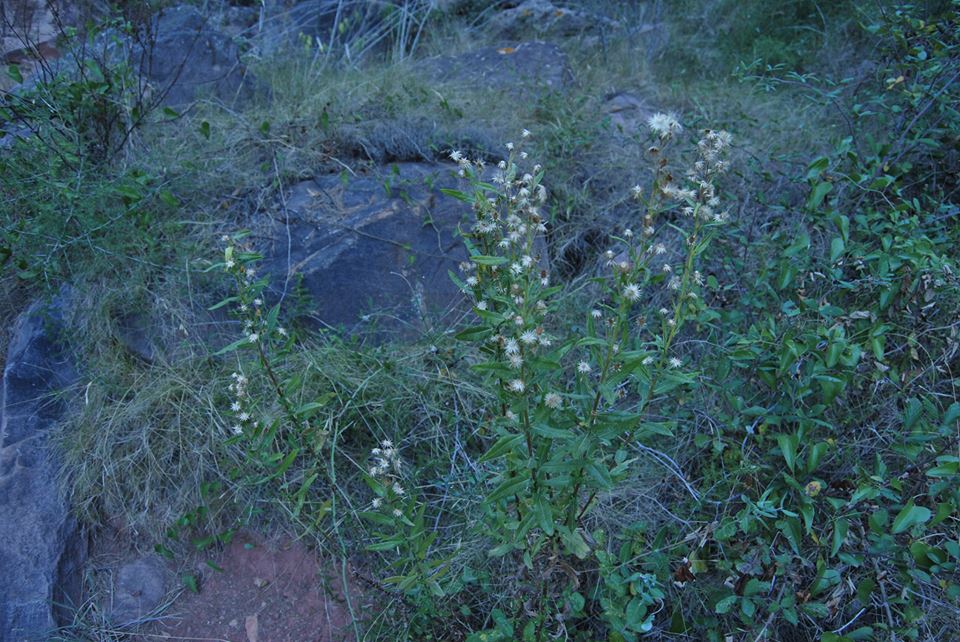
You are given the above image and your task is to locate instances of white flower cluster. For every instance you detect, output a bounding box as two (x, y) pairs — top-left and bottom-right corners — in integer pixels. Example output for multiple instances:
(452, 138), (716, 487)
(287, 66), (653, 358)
(453, 132), (561, 403)
(368, 439), (406, 518)
(369, 439), (402, 479)
(226, 371), (254, 435)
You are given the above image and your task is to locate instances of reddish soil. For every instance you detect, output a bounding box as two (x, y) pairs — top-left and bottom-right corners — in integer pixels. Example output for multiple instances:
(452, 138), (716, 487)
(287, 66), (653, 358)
(147, 531), (362, 642)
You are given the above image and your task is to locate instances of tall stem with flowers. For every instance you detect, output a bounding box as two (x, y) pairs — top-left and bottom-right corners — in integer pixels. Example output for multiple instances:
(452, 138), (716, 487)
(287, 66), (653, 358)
(439, 115), (732, 639)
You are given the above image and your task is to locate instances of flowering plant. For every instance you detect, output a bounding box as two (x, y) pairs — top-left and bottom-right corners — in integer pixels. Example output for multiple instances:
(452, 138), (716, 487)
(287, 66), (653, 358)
(417, 116), (731, 639)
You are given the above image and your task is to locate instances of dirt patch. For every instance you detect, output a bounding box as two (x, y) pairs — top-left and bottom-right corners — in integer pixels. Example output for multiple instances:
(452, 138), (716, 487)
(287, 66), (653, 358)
(146, 531), (362, 642)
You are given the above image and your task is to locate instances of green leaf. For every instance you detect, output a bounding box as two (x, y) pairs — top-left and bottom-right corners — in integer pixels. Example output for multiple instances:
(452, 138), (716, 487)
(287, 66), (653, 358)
(367, 538), (404, 552)
(806, 442), (829, 473)
(182, 573), (200, 593)
(7, 64), (23, 84)
(455, 325), (490, 341)
(485, 474), (529, 504)
(776, 433), (799, 472)
(470, 255), (508, 266)
(479, 433), (524, 463)
(560, 529), (591, 559)
(829, 237), (845, 262)
(208, 296), (239, 311)
(715, 595), (737, 614)
(439, 188), (472, 202)
(199, 120), (211, 139)
(831, 518), (849, 557)
(213, 337), (252, 356)
(534, 496), (554, 535)
(807, 181), (832, 209)
(891, 501), (931, 534)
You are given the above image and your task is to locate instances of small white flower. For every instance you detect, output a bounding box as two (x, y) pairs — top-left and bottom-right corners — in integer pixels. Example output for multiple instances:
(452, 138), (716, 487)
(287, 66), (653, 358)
(248, 333), (259, 343)
(505, 409), (518, 421)
(669, 357), (682, 368)
(659, 307), (670, 316)
(476, 300), (489, 311)
(521, 254), (534, 267)
(504, 338), (520, 355)
(642, 356), (655, 365)
(521, 129), (531, 138)
(654, 243), (667, 255)
(382, 439), (393, 448)
(393, 483), (405, 495)
(506, 142), (514, 150)
(277, 327), (288, 337)
(230, 401), (241, 412)
(669, 276), (681, 290)
(662, 263), (672, 273)
(230, 424), (243, 435)
(631, 184), (643, 199)
(465, 276), (479, 287)
(393, 508), (403, 518)
(245, 268), (256, 278)
(509, 353), (524, 369)
(623, 284), (641, 301)
(648, 112), (682, 137)
(520, 151), (528, 159)
(520, 330), (538, 345)
(544, 393), (562, 409)
(591, 309), (602, 319)
(508, 379), (526, 393)
(225, 259), (235, 269)
(623, 228), (633, 238)
(371, 498), (382, 509)
(449, 150), (463, 162)
(252, 298), (263, 307)
(238, 412), (250, 422)
(577, 361), (592, 374)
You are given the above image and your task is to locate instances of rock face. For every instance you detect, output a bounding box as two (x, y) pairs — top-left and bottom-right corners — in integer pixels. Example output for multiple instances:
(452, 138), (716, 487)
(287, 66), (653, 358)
(283, 0), (384, 45)
(419, 41), (573, 90)
(487, 0), (620, 40)
(261, 163), (473, 335)
(0, 290), (85, 641)
(143, 5), (251, 106)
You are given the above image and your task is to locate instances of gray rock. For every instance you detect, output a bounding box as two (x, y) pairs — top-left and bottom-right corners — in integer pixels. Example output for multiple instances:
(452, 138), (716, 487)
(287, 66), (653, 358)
(143, 5), (252, 107)
(419, 41), (573, 90)
(487, 0), (620, 40)
(603, 92), (655, 136)
(0, 288), (86, 641)
(261, 163), (474, 335)
(110, 556), (168, 627)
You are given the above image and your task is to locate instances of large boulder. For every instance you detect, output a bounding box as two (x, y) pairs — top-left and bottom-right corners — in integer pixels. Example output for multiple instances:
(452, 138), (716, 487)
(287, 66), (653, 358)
(143, 5), (252, 107)
(0, 289), (85, 641)
(419, 41), (573, 90)
(260, 162), (474, 336)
